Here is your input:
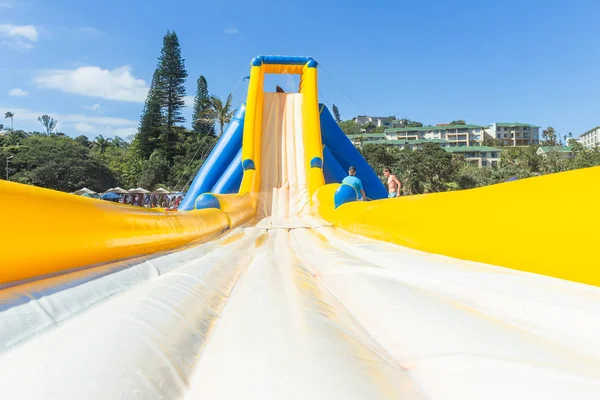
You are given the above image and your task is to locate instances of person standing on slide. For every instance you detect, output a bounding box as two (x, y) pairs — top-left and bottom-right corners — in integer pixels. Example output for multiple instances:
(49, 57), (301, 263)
(383, 167), (401, 198)
(342, 166), (367, 201)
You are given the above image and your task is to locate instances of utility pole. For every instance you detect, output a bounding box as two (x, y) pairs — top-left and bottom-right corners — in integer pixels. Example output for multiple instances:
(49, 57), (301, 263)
(6, 155), (13, 181)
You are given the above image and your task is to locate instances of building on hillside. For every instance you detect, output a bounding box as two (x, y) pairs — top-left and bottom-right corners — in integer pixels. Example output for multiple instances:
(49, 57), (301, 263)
(579, 126), (600, 148)
(384, 124), (485, 147)
(536, 146), (574, 159)
(484, 123), (540, 146)
(353, 116), (394, 128)
(0, 124), (7, 136)
(368, 138), (451, 150)
(346, 133), (387, 146)
(444, 146), (501, 167)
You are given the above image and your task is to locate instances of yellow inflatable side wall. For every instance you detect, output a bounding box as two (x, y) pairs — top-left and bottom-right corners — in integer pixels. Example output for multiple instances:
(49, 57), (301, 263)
(210, 193), (255, 228)
(300, 63), (326, 199)
(4, 54), (597, 290)
(321, 166), (600, 287)
(0, 180), (229, 285)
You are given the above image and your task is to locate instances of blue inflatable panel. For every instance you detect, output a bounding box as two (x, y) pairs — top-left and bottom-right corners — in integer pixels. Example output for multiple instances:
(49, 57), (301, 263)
(179, 105), (246, 211)
(323, 146), (347, 184)
(319, 104), (387, 200)
(254, 55), (314, 65)
(334, 184), (358, 209)
(194, 193), (221, 210)
(211, 149), (243, 194)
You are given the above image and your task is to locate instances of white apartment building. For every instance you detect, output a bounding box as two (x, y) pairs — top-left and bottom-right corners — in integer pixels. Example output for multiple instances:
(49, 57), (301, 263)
(444, 146), (501, 167)
(579, 126), (600, 148)
(536, 146), (575, 159)
(353, 116), (393, 128)
(485, 123), (539, 146)
(384, 124), (485, 147)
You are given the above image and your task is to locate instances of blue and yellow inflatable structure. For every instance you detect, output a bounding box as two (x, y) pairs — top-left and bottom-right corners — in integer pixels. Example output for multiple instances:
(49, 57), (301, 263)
(0, 55), (599, 289)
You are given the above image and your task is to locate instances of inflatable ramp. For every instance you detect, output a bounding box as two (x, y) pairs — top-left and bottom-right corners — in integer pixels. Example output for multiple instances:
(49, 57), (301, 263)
(1, 56), (600, 399)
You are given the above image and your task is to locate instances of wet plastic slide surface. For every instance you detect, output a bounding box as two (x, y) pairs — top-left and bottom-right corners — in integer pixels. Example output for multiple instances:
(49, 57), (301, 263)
(2, 55), (600, 399)
(3, 220), (600, 399)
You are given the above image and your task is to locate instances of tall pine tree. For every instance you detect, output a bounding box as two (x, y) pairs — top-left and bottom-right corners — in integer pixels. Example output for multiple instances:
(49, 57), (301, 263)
(136, 31), (188, 164)
(157, 31), (188, 164)
(192, 75), (215, 136)
(332, 104), (342, 123)
(137, 70), (164, 159)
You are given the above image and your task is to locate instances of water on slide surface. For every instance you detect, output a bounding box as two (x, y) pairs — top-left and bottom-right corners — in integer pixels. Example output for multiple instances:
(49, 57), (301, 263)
(2, 93), (600, 399)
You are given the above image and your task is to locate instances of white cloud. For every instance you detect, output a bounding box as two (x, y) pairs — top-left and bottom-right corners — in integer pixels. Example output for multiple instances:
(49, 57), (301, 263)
(79, 27), (103, 37)
(34, 65), (149, 103)
(2, 39), (33, 50)
(83, 104), (102, 112)
(8, 88), (28, 97)
(224, 26), (238, 35)
(184, 96), (194, 107)
(0, 106), (138, 138)
(74, 122), (94, 133)
(112, 127), (137, 137)
(0, 24), (38, 42)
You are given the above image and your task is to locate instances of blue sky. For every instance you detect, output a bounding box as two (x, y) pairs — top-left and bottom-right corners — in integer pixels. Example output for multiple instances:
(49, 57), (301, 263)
(1, 0), (600, 139)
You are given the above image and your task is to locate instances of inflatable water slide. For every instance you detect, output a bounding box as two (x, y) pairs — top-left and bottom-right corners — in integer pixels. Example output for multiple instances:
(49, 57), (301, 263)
(1, 55), (600, 399)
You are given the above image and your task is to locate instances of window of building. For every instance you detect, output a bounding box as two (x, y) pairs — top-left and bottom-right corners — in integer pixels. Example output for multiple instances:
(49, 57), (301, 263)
(480, 152), (487, 157)
(482, 160), (487, 166)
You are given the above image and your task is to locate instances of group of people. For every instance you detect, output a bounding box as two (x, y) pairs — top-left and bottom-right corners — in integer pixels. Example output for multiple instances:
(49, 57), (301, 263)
(119, 194), (184, 209)
(341, 166), (401, 201)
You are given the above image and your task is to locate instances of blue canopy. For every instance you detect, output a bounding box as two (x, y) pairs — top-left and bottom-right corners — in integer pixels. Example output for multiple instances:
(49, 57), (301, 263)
(101, 192), (121, 200)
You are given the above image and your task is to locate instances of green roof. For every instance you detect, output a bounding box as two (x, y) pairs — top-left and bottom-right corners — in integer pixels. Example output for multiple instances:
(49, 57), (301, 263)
(406, 139), (449, 144)
(444, 146), (501, 153)
(385, 124), (484, 133)
(346, 133), (386, 139)
(495, 122), (540, 128)
(364, 139), (450, 146)
(538, 146), (572, 153)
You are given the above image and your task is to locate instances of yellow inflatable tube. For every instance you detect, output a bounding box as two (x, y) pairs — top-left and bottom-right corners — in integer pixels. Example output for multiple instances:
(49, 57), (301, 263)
(300, 63), (326, 200)
(240, 56), (326, 205)
(210, 193), (255, 228)
(0, 180), (229, 285)
(330, 166), (600, 287)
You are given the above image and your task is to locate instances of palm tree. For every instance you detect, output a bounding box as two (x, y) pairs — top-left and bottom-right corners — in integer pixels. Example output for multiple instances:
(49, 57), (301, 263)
(111, 136), (127, 148)
(200, 94), (235, 136)
(4, 111), (14, 131)
(91, 135), (111, 154)
(38, 114), (57, 134)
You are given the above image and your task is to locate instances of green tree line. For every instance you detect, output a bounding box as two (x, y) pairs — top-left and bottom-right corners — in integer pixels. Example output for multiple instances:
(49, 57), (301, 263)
(1, 31), (234, 193)
(361, 142), (600, 195)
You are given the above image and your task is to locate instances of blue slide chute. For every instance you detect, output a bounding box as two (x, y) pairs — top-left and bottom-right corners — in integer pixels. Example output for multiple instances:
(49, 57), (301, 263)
(211, 149), (243, 194)
(319, 104), (387, 200)
(323, 146), (347, 184)
(179, 105), (246, 210)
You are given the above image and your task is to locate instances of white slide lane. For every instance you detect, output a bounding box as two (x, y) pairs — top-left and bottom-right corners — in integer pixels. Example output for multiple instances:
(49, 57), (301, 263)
(1, 93), (600, 399)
